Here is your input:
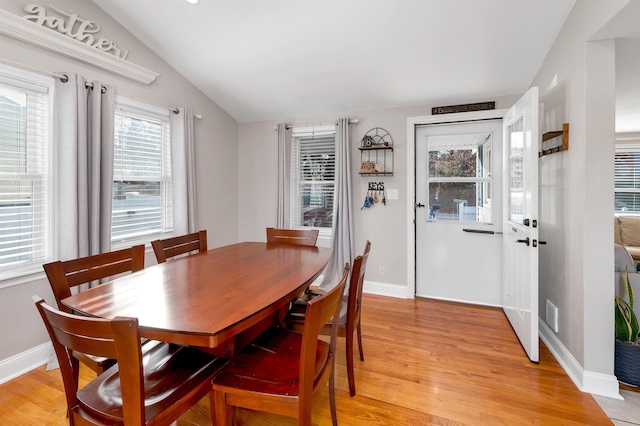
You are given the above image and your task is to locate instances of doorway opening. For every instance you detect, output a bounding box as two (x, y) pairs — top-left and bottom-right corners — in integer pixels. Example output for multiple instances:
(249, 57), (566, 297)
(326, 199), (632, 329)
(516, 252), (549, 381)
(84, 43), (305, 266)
(414, 119), (503, 306)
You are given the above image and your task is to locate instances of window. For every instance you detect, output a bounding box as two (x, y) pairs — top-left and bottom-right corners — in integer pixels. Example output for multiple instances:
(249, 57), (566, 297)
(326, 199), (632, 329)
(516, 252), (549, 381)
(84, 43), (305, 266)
(427, 132), (493, 222)
(290, 125), (336, 232)
(0, 67), (53, 280)
(615, 146), (640, 214)
(507, 119), (524, 224)
(111, 98), (172, 247)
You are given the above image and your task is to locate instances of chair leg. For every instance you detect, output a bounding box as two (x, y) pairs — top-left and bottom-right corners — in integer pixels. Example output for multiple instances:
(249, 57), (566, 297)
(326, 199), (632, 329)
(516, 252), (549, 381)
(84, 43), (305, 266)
(276, 304), (290, 328)
(211, 390), (233, 426)
(357, 322), (364, 361)
(346, 330), (356, 397)
(329, 361), (338, 426)
(71, 356), (80, 392)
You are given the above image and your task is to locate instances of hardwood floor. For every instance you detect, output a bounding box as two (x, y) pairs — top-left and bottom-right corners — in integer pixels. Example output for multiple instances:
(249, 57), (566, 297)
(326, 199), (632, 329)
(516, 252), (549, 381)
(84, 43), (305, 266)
(0, 294), (612, 425)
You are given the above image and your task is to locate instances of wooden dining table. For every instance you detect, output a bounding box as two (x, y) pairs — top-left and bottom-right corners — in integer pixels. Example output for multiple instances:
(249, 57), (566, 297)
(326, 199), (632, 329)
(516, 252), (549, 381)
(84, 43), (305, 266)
(62, 242), (332, 356)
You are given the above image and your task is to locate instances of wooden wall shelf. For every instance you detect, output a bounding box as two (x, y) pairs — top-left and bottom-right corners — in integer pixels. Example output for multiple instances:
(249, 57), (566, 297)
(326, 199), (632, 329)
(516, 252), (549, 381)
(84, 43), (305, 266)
(539, 123), (569, 157)
(359, 127), (394, 176)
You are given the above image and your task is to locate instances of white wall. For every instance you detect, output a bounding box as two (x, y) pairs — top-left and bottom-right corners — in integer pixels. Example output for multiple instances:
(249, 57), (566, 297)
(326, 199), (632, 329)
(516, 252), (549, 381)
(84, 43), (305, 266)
(0, 0), (239, 377)
(531, 0), (629, 397)
(238, 96), (520, 297)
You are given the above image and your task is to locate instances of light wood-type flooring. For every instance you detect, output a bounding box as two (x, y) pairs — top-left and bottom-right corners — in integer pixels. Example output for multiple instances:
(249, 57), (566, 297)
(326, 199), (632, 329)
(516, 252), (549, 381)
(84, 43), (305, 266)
(0, 294), (618, 425)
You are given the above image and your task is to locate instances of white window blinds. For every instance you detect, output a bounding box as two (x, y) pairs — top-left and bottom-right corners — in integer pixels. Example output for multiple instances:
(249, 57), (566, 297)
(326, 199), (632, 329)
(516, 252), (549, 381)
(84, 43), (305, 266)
(615, 149), (640, 214)
(112, 100), (173, 244)
(0, 73), (51, 279)
(290, 125), (336, 229)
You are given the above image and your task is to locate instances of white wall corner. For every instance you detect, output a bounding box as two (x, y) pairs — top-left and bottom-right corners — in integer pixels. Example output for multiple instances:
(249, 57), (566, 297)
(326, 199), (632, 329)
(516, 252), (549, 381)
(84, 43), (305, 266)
(539, 319), (622, 400)
(363, 280), (410, 299)
(0, 342), (51, 385)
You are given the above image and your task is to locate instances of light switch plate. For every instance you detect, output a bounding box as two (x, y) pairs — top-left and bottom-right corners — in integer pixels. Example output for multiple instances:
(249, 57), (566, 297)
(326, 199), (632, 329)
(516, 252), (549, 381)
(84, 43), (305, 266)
(387, 189), (398, 200)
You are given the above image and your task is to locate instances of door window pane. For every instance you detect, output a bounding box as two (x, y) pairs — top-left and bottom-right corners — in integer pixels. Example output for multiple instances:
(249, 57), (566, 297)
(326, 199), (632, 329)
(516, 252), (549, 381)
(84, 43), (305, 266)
(428, 182), (479, 221)
(429, 148), (477, 178)
(426, 132), (492, 223)
(508, 118), (524, 224)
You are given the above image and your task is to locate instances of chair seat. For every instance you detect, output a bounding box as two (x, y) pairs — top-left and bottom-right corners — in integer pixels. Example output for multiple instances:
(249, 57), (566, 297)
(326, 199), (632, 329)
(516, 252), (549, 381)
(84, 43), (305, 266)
(77, 340), (228, 423)
(213, 326), (330, 396)
(288, 294), (349, 329)
(293, 288), (326, 306)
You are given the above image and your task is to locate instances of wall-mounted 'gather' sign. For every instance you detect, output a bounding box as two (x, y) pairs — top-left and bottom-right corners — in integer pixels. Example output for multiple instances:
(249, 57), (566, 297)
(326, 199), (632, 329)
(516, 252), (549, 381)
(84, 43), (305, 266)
(22, 4), (128, 60)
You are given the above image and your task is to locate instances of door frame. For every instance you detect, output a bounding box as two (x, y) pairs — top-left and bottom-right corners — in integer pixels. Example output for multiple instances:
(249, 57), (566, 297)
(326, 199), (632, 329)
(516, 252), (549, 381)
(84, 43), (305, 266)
(406, 109), (508, 299)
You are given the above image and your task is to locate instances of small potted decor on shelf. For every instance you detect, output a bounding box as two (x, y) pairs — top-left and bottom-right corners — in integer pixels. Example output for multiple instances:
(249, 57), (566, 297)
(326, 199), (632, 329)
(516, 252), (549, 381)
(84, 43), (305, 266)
(615, 270), (640, 386)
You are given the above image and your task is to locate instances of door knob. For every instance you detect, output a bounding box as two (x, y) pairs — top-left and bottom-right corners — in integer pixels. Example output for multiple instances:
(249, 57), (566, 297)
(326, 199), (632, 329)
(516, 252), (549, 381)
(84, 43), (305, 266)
(416, 203), (425, 208)
(516, 237), (530, 246)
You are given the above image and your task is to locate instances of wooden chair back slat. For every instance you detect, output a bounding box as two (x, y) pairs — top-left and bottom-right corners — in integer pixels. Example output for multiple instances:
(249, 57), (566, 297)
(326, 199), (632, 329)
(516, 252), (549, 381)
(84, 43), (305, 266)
(285, 240), (371, 397)
(347, 240), (371, 331)
(211, 263), (348, 425)
(34, 295), (226, 426)
(151, 230), (207, 263)
(266, 228), (319, 246)
(44, 245), (145, 313)
(42, 246), (145, 376)
(299, 264), (349, 408)
(34, 296), (144, 424)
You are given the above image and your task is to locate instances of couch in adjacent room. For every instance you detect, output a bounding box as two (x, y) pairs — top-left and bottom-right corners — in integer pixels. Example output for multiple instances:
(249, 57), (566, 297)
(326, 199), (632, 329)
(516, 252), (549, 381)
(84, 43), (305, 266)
(614, 216), (640, 261)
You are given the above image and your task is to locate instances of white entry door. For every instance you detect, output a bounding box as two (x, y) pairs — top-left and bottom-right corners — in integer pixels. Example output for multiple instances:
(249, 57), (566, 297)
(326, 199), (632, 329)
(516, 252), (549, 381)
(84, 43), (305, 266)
(502, 87), (540, 362)
(415, 119), (504, 305)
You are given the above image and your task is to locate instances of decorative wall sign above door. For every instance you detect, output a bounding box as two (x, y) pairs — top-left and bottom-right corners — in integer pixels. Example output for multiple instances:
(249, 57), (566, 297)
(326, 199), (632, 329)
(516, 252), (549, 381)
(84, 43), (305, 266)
(432, 102), (495, 115)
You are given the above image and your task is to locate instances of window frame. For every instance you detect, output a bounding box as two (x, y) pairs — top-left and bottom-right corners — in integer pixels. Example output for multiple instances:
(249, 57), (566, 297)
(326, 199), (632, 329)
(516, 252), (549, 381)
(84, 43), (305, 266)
(0, 64), (54, 284)
(289, 125), (336, 240)
(110, 96), (174, 250)
(614, 143), (640, 216)
(426, 135), (494, 224)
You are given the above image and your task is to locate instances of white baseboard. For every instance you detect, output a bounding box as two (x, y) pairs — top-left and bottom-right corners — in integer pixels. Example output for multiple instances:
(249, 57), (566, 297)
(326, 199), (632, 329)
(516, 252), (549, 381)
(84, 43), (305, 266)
(414, 294), (502, 309)
(0, 342), (51, 385)
(539, 319), (622, 400)
(363, 280), (410, 298)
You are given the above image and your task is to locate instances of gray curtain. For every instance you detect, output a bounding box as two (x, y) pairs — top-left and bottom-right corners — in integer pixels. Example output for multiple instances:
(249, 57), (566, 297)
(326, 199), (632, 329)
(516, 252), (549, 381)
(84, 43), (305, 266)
(170, 108), (198, 234)
(319, 118), (354, 291)
(48, 73), (115, 370)
(276, 123), (291, 228)
(54, 73), (115, 263)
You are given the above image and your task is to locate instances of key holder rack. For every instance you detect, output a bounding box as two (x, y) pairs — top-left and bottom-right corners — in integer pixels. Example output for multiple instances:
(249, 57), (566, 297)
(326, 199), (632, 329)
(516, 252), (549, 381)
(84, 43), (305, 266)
(368, 182), (384, 191)
(361, 181), (386, 209)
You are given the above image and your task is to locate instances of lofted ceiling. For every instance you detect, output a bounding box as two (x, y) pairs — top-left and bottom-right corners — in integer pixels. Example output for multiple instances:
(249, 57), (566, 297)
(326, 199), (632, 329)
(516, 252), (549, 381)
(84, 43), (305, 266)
(90, 0), (580, 124)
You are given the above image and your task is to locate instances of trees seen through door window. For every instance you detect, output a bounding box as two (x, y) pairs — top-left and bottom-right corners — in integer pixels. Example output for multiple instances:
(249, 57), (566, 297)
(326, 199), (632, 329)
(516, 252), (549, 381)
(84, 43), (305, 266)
(427, 133), (493, 223)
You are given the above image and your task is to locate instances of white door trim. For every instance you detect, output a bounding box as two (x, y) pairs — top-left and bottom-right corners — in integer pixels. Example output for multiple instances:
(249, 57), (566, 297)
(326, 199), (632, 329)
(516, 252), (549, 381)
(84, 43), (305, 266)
(406, 109), (508, 299)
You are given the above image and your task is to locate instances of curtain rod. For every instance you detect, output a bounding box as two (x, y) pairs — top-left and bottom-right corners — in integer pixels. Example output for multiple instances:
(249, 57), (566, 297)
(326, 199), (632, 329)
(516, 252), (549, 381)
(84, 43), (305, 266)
(273, 118), (359, 131)
(0, 58), (202, 119)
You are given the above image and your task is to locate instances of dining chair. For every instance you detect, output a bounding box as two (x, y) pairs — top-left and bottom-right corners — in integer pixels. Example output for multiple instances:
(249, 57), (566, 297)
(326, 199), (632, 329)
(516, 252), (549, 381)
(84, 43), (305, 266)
(285, 240), (371, 397)
(33, 295), (227, 426)
(210, 263), (350, 426)
(43, 245), (146, 376)
(266, 227), (319, 246)
(151, 230), (207, 263)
